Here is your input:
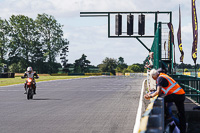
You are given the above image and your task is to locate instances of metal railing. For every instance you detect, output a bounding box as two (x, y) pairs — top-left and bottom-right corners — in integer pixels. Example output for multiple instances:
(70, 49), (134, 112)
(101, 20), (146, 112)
(172, 74), (200, 104)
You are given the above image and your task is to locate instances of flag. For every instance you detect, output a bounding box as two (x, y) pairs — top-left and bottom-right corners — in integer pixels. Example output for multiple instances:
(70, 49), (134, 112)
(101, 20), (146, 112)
(168, 23), (175, 63)
(177, 5), (184, 62)
(192, 0), (198, 63)
(167, 23), (175, 45)
(164, 41), (166, 51)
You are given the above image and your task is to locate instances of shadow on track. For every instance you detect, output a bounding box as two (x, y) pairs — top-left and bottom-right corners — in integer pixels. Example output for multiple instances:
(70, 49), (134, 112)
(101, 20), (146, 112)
(32, 98), (62, 100)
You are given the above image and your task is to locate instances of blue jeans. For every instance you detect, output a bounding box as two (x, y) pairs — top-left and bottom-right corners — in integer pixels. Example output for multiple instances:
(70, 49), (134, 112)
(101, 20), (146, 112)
(166, 102), (180, 125)
(165, 94), (186, 133)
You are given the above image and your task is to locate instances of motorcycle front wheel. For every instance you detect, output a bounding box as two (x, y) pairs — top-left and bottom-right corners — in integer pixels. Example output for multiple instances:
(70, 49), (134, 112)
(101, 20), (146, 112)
(27, 87), (33, 100)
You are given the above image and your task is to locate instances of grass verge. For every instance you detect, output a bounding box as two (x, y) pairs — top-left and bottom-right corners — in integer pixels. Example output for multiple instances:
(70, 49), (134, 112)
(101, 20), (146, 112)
(0, 76), (90, 86)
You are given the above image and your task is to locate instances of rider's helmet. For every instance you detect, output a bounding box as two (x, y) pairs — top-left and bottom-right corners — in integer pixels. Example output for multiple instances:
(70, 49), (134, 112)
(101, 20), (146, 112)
(27, 67), (33, 74)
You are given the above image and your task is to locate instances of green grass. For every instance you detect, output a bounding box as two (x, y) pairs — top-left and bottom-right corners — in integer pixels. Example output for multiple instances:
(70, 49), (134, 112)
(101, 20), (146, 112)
(0, 76), (89, 86)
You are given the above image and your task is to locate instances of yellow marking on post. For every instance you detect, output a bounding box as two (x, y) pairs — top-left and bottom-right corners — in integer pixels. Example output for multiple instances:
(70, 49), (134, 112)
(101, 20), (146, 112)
(138, 116), (149, 132)
(146, 102), (154, 110)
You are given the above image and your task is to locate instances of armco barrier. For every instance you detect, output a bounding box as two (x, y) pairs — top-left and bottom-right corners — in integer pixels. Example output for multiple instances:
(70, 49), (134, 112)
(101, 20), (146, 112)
(0, 73), (15, 78)
(101, 72), (111, 76)
(68, 73), (85, 76)
(51, 73), (68, 76)
(85, 73), (102, 76)
(138, 96), (164, 133)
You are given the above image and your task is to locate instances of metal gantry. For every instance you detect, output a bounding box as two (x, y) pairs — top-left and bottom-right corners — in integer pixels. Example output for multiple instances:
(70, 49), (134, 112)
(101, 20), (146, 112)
(80, 11), (173, 73)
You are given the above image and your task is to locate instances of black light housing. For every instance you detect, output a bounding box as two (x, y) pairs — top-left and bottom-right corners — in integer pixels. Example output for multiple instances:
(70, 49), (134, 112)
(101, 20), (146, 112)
(115, 14), (122, 35)
(138, 14), (145, 35)
(127, 15), (134, 35)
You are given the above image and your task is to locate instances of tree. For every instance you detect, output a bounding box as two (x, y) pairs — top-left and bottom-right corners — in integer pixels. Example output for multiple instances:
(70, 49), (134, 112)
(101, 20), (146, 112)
(134, 63), (144, 72)
(123, 68), (134, 73)
(35, 13), (66, 63)
(0, 13), (69, 74)
(60, 39), (69, 73)
(31, 46), (45, 73)
(0, 18), (10, 64)
(74, 54), (91, 73)
(8, 61), (25, 73)
(118, 57), (125, 64)
(98, 57), (117, 75)
(8, 15), (40, 68)
(127, 64), (142, 72)
(115, 57), (128, 73)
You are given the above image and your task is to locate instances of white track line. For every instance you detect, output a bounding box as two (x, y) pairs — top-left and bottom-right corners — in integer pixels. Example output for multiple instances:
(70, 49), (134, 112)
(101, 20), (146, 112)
(133, 79), (146, 133)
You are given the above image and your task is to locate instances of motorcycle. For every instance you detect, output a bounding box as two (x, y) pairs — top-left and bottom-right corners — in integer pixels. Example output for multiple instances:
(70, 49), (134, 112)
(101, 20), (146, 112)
(21, 76), (38, 100)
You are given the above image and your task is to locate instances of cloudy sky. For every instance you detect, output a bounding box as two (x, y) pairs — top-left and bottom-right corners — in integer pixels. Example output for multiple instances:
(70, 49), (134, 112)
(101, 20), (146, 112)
(0, 0), (199, 66)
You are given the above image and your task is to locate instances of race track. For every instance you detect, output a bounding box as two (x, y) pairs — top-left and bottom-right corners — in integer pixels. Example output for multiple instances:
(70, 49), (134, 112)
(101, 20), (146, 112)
(0, 76), (145, 133)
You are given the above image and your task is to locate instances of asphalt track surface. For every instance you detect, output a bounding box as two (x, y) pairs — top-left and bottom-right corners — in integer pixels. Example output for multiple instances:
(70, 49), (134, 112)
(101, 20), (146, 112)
(0, 76), (145, 133)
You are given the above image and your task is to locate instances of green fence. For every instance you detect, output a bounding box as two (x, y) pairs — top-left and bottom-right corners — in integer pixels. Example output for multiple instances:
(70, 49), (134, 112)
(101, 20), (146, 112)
(148, 22), (173, 73)
(172, 74), (200, 104)
(151, 22), (161, 70)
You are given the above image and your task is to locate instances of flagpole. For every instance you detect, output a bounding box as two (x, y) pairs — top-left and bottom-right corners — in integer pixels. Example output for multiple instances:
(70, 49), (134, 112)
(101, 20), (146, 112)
(195, 63), (197, 77)
(182, 62), (184, 74)
(174, 44), (176, 73)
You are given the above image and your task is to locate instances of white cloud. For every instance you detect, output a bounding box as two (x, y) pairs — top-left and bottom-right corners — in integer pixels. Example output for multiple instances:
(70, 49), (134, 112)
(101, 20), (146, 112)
(0, 0), (199, 65)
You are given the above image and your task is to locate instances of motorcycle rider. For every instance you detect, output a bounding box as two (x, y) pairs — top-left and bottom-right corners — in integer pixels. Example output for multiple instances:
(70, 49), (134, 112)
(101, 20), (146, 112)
(23, 67), (39, 94)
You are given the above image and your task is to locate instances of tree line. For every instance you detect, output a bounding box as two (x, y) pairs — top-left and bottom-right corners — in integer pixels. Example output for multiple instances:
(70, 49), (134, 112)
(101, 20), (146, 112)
(0, 13), (69, 73)
(98, 57), (145, 75)
(73, 55), (200, 74)
(71, 54), (145, 75)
